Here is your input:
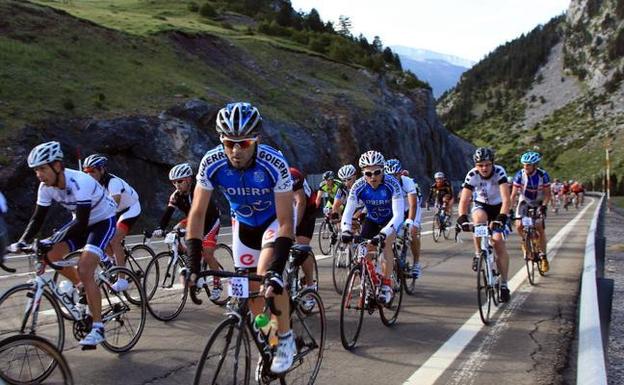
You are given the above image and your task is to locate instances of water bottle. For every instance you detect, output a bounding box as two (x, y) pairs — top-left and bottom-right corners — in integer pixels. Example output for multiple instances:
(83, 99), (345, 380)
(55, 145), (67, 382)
(58, 280), (76, 304)
(254, 314), (278, 347)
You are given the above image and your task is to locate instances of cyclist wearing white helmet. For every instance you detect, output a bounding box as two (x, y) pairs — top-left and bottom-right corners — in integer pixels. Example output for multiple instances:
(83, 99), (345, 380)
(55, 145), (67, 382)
(83, 154), (141, 291)
(188, 102), (296, 373)
(341, 150), (404, 304)
(385, 159), (423, 278)
(457, 147), (512, 303)
(427, 171), (454, 216)
(153, 162), (224, 301)
(9, 141), (117, 347)
(511, 151), (551, 273)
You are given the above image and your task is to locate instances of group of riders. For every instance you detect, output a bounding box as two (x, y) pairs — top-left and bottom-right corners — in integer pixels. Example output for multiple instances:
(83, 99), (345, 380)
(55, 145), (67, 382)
(0, 101), (586, 376)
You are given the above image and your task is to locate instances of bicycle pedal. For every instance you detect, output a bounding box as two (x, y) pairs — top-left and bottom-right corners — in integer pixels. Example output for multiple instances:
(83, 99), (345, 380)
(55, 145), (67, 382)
(81, 345), (97, 351)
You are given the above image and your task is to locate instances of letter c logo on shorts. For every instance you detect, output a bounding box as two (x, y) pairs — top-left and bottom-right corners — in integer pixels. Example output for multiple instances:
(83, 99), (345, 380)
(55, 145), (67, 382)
(240, 254), (254, 266)
(264, 229), (275, 240)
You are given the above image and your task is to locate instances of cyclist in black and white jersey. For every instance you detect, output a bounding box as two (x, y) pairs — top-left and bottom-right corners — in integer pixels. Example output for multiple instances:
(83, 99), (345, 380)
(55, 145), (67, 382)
(9, 141), (117, 346)
(331, 164), (365, 223)
(456, 147), (512, 302)
(385, 159), (423, 278)
(83, 154), (141, 292)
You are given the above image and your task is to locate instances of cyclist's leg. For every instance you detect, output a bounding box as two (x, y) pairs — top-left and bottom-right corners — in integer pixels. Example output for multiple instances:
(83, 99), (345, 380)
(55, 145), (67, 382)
(296, 212), (316, 286)
(48, 242), (79, 284)
(470, 206), (489, 254)
(444, 194), (453, 216)
(201, 218), (221, 270)
(112, 203), (140, 267)
(381, 231), (396, 279)
(410, 199), (422, 265)
(514, 201), (526, 236)
(231, 218), (263, 315)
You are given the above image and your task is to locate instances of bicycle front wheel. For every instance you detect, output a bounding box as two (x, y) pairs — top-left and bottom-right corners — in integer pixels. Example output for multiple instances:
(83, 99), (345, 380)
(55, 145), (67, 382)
(476, 253), (492, 325)
(332, 244), (352, 295)
(318, 221), (333, 255)
(100, 266), (146, 353)
(442, 214), (452, 240)
(432, 215), (441, 242)
(286, 289), (326, 385)
(194, 317), (250, 385)
(143, 251), (188, 321)
(379, 258), (404, 327)
(0, 334), (74, 385)
(128, 244), (156, 283)
(339, 265), (365, 350)
(0, 283), (65, 352)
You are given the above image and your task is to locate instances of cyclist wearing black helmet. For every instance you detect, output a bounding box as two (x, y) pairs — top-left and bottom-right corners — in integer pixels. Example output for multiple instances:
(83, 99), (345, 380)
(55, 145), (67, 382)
(456, 147), (512, 302)
(315, 170), (343, 214)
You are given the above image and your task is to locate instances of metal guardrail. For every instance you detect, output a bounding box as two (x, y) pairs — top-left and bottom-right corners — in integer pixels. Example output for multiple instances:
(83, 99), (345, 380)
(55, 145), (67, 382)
(577, 193), (612, 385)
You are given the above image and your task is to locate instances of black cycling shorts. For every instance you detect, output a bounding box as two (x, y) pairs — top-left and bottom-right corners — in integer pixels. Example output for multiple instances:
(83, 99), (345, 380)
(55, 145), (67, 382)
(360, 217), (390, 240)
(472, 202), (502, 222)
(296, 212), (316, 239)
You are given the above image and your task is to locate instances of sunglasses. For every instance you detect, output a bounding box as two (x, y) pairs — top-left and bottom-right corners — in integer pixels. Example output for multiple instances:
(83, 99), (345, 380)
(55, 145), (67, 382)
(172, 179), (186, 185)
(363, 169), (382, 177)
(83, 167), (96, 173)
(220, 136), (258, 150)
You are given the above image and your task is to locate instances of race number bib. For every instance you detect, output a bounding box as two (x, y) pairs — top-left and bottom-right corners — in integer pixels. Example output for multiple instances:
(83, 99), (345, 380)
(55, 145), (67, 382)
(522, 217), (533, 227)
(228, 277), (249, 298)
(474, 225), (489, 238)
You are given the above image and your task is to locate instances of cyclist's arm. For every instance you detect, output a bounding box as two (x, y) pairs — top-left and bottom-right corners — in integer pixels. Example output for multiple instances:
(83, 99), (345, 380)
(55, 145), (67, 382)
(107, 178), (123, 206)
(187, 184), (211, 241)
(457, 187), (472, 216)
(19, 204), (50, 243)
(314, 189), (323, 208)
(267, 190), (294, 275)
(499, 182), (511, 215)
(331, 196), (343, 215)
(407, 193), (417, 221)
(158, 206), (176, 230)
(543, 185), (551, 206)
(510, 185), (520, 208)
(340, 189), (358, 233)
(381, 194), (404, 237)
(293, 188), (306, 227)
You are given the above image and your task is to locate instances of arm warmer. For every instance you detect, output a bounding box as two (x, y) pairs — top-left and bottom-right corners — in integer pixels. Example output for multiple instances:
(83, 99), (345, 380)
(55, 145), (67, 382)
(20, 205), (50, 243)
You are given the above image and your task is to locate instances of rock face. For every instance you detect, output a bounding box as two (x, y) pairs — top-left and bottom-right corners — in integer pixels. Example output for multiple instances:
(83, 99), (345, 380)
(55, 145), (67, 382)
(1, 93), (473, 237)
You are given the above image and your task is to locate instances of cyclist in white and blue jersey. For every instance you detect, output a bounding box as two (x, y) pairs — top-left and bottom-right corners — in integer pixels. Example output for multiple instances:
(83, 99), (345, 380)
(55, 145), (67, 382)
(511, 151), (551, 272)
(340, 151), (404, 304)
(385, 159), (423, 278)
(9, 141), (117, 347)
(185, 102), (296, 374)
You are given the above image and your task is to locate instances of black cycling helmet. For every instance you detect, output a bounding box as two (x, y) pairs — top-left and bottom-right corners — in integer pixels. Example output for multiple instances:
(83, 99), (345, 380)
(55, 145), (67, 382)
(322, 171), (335, 180)
(473, 147), (495, 163)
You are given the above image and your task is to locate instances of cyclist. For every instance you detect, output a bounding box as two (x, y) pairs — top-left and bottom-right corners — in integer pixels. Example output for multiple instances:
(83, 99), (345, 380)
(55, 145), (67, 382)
(315, 171), (343, 215)
(340, 151), (404, 304)
(0, 192), (7, 267)
(82, 154), (141, 291)
(289, 166), (318, 306)
(152, 163), (224, 300)
(187, 102), (296, 373)
(551, 178), (563, 212)
(511, 151), (551, 273)
(561, 179), (572, 209)
(385, 159), (422, 278)
(9, 141), (117, 346)
(571, 180), (585, 207)
(331, 164), (365, 233)
(456, 147), (512, 302)
(427, 171), (454, 217)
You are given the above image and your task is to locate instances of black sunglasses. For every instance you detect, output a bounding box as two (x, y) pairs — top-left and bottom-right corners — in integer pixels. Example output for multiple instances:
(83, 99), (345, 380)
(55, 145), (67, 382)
(363, 169), (382, 177)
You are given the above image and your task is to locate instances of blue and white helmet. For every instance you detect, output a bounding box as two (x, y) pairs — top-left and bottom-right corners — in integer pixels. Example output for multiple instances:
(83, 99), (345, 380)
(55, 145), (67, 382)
(27, 141), (63, 168)
(520, 151), (541, 165)
(358, 150), (385, 168)
(83, 154), (108, 169)
(216, 102), (262, 137)
(169, 163), (193, 181)
(338, 164), (356, 180)
(384, 159), (402, 174)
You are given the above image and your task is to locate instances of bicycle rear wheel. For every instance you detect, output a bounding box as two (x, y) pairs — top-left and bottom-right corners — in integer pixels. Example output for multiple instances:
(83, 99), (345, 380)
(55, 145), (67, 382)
(432, 215), (441, 242)
(143, 251), (188, 321)
(193, 317), (250, 385)
(100, 266), (146, 353)
(128, 244), (156, 283)
(286, 289), (326, 385)
(379, 258), (404, 326)
(442, 215), (452, 240)
(0, 283), (65, 352)
(0, 334), (74, 385)
(332, 244), (352, 295)
(339, 265), (366, 350)
(318, 221), (333, 255)
(476, 253), (492, 325)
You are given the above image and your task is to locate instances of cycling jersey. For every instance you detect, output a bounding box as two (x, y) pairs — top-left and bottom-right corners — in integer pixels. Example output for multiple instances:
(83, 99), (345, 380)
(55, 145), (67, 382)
(158, 182), (220, 234)
(562, 183), (570, 194)
(428, 181), (453, 206)
(318, 180), (343, 207)
(341, 175), (404, 237)
(197, 143), (292, 228)
(551, 182), (563, 194)
(571, 182), (585, 193)
(37, 168), (117, 225)
(397, 175), (417, 212)
(100, 173), (139, 213)
(290, 167), (317, 213)
(462, 165), (508, 205)
(512, 168), (551, 205)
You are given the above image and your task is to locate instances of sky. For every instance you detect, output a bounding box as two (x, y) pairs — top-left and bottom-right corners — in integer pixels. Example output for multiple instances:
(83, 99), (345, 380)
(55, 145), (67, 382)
(290, 0), (571, 62)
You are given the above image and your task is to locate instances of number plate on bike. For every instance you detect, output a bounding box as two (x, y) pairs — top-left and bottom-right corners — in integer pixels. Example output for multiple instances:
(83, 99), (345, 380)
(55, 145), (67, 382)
(164, 233), (176, 245)
(522, 217), (533, 227)
(228, 277), (249, 298)
(474, 225), (489, 237)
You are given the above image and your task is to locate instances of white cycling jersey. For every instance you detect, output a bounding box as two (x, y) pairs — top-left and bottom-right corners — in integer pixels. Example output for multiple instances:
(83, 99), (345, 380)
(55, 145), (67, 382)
(103, 173), (139, 213)
(397, 175), (417, 212)
(462, 165), (508, 205)
(36, 168), (117, 225)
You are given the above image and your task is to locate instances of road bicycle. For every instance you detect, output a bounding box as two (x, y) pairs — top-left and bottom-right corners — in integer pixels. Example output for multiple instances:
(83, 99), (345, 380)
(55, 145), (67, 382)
(193, 269), (325, 385)
(394, 224), (417, 295)
(432, 204), (452, 242)
(516, 208), (546, 285)
(339, 239), (404, 350)
(317, 215), (338, 255)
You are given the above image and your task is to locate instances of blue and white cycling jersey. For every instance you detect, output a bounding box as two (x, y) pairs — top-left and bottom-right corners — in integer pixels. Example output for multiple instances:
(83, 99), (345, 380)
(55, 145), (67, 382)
(341, 174), (404, 237)
(196, 144), (293, 227)
(512, 168), (551, 204)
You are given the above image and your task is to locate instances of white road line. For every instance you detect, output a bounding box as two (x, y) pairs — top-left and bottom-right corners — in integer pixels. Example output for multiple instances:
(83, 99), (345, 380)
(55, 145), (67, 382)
(402, 201), (594, 385)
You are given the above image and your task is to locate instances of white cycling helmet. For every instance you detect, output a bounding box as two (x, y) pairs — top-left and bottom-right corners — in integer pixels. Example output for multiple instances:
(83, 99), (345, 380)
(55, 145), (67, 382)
(384, 159), (402, 174)
(27, 141), (63, 168)
(216, 102), (262, 137)
(338, 164), (356, 180)
(169, 163), (193, 181)
(83, 154), (108, 169)
(358, 150), (385, 168)
(434, 171), (445, 179)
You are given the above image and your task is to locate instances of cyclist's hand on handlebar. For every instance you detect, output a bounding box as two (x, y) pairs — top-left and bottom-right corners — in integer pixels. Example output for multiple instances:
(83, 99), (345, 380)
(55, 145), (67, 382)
(370, 232), (386, 247)
(340, 230), (353, 244)
(263, 271), (285, 296)
(457, 214), (470, 232)
(152, 228), (164, 238)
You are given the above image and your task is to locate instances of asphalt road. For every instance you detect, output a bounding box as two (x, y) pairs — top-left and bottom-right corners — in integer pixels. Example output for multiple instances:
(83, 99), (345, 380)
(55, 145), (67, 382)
(0, 200), (597, 385)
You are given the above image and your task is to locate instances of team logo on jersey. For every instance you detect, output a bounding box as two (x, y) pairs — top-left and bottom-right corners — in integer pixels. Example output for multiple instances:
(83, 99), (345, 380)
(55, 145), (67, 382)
(254, 171), (265, 183)
(240, 254), (255, 266)
(380, 189), (387, 198)
(226, 169), (234, 176)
